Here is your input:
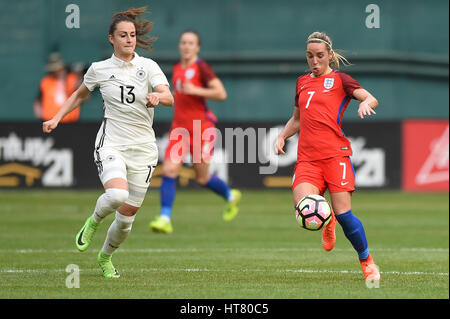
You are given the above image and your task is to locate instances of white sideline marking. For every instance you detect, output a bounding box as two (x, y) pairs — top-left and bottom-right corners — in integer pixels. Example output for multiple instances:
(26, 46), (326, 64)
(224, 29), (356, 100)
(0, 268), (448, 276)
(2, 247), (449, 254)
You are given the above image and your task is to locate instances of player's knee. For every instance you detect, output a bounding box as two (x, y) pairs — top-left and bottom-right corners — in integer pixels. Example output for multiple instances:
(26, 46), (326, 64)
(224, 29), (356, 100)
(195, 174), (209, 186)
(163, 168), (178, 178)
(105, 188), (129, 209)
(162, 161), (180, 178)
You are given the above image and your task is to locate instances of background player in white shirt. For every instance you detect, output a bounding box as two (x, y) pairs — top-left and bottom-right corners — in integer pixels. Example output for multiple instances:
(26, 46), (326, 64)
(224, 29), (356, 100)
(42, 7), (174, 278)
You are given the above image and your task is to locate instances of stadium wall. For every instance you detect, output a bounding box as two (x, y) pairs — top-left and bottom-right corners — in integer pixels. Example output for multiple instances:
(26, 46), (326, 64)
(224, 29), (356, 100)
(1, 121), (447, 191)
(0, 0), (448, 122)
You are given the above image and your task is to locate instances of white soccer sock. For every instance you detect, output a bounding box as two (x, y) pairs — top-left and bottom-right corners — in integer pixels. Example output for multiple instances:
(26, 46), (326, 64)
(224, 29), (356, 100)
(92, 188), (129, 223)
(102, 212), (135, 255)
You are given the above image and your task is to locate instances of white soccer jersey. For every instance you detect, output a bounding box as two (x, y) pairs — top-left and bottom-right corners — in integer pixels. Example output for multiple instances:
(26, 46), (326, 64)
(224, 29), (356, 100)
(83, 52), (169, 147)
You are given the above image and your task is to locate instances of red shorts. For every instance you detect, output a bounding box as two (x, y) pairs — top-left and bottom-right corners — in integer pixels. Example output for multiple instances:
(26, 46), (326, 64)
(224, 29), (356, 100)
(292, 156), (355, 194)
(164, 121), (216, 164)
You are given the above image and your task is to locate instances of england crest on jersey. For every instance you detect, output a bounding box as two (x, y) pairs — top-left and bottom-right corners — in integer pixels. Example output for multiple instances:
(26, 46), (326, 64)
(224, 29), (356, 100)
(324, 78), (334, 89)
(185, 69), (196, 80)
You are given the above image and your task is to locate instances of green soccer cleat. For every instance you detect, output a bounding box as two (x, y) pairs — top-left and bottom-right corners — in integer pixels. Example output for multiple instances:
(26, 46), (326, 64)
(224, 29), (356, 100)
(223, 189), (242, 222)
(75, 216), (99, 252)
(149, 216), (173, 234)
(97, 251), (120, 278)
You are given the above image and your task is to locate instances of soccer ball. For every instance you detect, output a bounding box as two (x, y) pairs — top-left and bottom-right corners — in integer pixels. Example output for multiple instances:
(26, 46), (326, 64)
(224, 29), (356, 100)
(295, 194), (332, 231)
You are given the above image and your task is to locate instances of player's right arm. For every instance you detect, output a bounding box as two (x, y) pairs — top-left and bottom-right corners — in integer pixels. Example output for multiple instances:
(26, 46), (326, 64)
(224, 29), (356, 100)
(275, 106), (300, 155)
(42, 83), (91, 133)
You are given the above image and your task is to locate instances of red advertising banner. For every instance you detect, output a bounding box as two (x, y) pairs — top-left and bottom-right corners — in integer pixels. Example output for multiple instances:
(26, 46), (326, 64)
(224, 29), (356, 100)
(402, 120), (449, 192)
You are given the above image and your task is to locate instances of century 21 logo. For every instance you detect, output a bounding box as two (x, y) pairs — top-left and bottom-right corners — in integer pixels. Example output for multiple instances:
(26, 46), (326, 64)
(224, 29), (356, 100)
(0, 133), (74, 187)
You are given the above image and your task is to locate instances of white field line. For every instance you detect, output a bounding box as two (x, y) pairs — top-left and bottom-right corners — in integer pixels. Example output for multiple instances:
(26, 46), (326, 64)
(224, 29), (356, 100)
(1, 247), (449, 254)
(0, 267), (448, 277)
(2, 247), (447, 277)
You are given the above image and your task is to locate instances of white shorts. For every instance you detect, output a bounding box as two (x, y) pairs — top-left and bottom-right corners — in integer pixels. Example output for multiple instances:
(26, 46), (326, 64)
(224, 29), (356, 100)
(93, 143), (158, 207)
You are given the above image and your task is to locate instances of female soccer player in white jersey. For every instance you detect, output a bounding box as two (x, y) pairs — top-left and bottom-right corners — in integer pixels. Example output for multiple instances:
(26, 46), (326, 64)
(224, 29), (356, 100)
(42, 7), (174, 278)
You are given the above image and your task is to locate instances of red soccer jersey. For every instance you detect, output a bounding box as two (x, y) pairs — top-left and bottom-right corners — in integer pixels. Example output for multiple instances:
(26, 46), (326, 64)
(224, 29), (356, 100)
(172, 59), (218, 128)
(294, 69), (362, 161)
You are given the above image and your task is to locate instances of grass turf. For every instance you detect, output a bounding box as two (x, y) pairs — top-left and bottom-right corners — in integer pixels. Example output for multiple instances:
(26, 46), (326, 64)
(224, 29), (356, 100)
(0, 189), (448, 299)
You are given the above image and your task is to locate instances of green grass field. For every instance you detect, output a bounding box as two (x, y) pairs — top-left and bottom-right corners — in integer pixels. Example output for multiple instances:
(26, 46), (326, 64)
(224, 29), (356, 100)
(0, 189), (448, 299)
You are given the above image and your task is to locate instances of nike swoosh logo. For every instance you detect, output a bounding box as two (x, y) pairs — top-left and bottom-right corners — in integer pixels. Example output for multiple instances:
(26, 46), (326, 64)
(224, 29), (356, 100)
(341, 181), (349, 186)
(77, 227), (86, 246)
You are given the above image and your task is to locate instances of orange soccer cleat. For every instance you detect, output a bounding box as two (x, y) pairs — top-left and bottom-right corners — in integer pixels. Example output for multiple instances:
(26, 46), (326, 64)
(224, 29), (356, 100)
(321, 210), (337, 251)
(360, 254), (381, 281)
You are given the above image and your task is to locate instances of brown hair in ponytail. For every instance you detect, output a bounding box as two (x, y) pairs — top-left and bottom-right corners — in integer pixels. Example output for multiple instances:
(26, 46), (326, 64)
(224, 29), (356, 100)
(109, 6), (157, 51)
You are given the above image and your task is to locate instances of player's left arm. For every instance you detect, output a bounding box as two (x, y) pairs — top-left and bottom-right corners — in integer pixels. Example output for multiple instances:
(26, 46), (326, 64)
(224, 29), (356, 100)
(182, 60), (227, 100)
(147, 84), (174, 107)
(353, 88), (379, 119)
(182, 77), (227, 101)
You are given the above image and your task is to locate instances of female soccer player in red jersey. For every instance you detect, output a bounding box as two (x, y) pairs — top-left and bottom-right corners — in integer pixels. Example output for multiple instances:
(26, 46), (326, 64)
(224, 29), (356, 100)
(275, 31), (380, 282)
(149, 30), (241, 234)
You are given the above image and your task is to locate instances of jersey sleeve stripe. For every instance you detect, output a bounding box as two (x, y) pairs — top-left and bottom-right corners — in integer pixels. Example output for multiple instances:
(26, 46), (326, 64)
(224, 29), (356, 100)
(336, 96), (350, 125)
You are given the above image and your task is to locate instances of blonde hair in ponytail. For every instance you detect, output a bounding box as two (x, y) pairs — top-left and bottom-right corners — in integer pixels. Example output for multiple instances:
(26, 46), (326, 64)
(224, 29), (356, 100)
(306, 31), (350, 69)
